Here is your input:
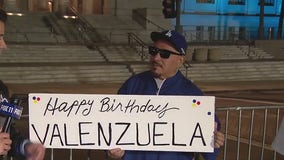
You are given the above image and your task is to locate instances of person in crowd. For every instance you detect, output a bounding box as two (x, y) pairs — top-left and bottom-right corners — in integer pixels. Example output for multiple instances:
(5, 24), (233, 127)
(0, 8), (45, 160)
(107, 30), (224, 160)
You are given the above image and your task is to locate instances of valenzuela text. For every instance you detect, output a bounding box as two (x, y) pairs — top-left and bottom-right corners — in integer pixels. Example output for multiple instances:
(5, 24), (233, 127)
(31, 122), (207, 148)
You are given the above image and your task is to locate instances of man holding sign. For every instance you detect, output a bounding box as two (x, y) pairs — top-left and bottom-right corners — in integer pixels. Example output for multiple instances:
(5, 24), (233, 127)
(108, 30), (224, 160)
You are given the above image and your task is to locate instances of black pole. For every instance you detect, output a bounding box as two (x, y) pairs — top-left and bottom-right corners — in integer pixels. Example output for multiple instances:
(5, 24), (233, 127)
(175, 0), (182, 34)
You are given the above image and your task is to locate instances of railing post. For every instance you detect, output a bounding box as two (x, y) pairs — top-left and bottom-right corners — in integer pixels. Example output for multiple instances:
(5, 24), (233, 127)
(273, 108), (280, 160)
(128, 33), (131, 46)
(248, 109), (255, 160)
(69, 149), (73, 160)
(51, 148), (54, 160)
(142, 45), (145, 60)
(175, 0), (182, 34)
(236, 109), (242, 160)
(223, 110), (229, 160)
(261, 109), (268, 160)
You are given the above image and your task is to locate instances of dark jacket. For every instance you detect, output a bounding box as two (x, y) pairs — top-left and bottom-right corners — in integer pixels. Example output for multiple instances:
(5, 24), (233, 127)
(118, 70), (220, 160)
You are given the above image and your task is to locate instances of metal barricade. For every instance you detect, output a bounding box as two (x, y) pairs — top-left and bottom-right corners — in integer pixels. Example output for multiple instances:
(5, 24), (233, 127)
(216, 105), (284, 160)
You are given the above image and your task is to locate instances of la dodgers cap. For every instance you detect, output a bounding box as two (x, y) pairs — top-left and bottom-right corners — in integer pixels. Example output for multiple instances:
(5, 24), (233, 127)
(150, 30), (187, 55)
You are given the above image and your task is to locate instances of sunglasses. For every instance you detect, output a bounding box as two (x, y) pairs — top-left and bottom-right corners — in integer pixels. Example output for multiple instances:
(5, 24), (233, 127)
(148, 46), (182, 59)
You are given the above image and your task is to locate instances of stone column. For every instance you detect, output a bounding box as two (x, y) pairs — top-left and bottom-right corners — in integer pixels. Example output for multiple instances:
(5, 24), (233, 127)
(208, 48), (223, 61)
(194, 48), (208, 62)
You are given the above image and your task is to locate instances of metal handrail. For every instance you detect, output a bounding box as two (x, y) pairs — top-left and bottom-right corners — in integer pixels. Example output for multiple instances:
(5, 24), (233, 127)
(128, 32), (148, 60)
(67, 6), (103, 44)
(132, 9), (165, 31)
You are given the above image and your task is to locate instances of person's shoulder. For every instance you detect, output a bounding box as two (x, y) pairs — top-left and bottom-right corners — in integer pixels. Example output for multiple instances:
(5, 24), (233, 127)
(120, 70), (151, 86)
(179, 77), (203, 95)
(127, 71), (151, 81)
(118, 71), (152, 94)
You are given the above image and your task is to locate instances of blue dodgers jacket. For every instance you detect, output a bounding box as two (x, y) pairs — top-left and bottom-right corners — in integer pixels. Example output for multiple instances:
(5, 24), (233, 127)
(118, 70), (220, 160)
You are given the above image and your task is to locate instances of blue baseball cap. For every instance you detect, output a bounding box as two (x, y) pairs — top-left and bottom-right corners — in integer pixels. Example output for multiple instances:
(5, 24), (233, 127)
(150, 30), (187, 55)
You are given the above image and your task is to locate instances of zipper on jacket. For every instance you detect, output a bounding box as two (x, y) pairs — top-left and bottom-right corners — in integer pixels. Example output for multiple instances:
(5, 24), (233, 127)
(155, 79), (166, 95)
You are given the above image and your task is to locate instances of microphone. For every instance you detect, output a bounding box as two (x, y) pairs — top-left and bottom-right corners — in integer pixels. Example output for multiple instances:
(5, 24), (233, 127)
(0, 97), (23, 132)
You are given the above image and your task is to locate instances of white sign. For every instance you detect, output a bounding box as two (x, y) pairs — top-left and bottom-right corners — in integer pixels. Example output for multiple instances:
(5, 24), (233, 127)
(28, 93), (215, 152)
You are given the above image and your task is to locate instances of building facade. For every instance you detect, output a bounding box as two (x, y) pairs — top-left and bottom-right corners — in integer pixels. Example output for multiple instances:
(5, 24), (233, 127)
(179, 0), (283, 41)
(1, 0), (283, 41)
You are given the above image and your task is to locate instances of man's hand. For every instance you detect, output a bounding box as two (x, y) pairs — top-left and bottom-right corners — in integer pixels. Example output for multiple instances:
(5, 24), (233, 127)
(107, 148), (125, 159)
(25, 143), (45, 160)
(0, 132), (12, 155)
(214, 122), (224, 148)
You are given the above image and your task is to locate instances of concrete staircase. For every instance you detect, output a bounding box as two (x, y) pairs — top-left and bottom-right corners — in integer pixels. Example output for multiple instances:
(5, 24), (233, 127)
(0, 44), (105, 63)
(84, 15), (136, 43)
(0, 44), (134, 84)
(0, 65), (131, 84)
(183, 61), (284, 82)
(5, 13), (61, 44)
(187, 45), (273, 61)
(238, 45), (274, 59)
(97, 45), (143, 62)
(5, 12), (89, 44)
(2, 41), (282, 85)
(83, 15), (150, 44)
(255, 40), (284, 59)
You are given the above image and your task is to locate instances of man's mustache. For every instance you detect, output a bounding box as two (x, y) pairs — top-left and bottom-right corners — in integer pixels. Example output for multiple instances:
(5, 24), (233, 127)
(150, 61), (162, 67)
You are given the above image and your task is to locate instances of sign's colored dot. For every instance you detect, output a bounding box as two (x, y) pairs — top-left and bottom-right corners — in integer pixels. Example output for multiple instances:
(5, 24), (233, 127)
(192, 104), (196, 107)
(37, 97), (40, 101)
(207, 112), (211, 115)
(33, 96), (36, 100)
(197, 101), (201, 105)
(193, 99), (196, 103)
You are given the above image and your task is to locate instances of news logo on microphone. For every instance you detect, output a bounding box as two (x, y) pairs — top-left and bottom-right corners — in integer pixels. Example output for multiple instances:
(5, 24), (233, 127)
(0, 101), (23, 119)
